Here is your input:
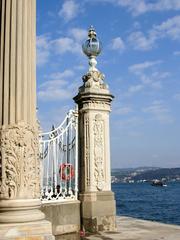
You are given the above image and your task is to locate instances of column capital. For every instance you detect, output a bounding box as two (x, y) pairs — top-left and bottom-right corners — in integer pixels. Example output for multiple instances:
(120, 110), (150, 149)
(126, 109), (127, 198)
(74, 70), (114, 112)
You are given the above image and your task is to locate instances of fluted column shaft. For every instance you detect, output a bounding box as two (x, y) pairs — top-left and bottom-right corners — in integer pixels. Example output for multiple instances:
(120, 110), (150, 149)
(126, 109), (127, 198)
(0, 0), (36, 127)
(0, 0), (44, 223)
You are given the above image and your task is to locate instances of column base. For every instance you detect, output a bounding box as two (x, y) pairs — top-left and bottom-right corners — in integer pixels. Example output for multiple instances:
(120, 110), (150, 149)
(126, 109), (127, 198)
(0, 199), (45, 223)
(79, 191), (117, 233)
(0, 220), (55, 239)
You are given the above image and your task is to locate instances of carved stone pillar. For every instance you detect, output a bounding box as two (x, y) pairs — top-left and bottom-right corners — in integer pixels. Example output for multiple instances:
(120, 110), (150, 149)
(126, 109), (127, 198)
(74, 27), (116, 233)
(0, 0), (54, 238)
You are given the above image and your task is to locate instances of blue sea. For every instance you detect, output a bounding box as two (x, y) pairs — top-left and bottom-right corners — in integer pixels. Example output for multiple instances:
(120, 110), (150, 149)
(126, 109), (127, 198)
(112, 182), (180, 225)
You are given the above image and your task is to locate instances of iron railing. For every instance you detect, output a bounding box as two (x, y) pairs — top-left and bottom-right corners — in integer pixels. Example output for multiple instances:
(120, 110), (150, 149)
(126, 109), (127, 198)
(39, 109), (78, 203)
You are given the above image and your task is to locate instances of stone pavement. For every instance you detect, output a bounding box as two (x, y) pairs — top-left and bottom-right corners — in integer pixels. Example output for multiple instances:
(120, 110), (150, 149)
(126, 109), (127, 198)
(82, 216), (180, 240)
(55, 216), (180, 239)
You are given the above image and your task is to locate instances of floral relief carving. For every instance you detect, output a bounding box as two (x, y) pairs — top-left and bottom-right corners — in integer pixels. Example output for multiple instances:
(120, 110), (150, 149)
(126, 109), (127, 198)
(93, 114), (105, 191)
(80, 70), (108, 91)
(0, 122), (40, 200)
(83, 101), (111, 111)
(84, 115), (90, 188)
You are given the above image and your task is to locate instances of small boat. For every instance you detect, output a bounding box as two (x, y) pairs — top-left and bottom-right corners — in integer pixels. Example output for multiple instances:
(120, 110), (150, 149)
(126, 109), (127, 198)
(151, 180), (167, 187)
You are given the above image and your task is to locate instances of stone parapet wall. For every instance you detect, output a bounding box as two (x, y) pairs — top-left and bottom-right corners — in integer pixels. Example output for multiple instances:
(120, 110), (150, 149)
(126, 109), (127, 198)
(41, 200), (81, 236)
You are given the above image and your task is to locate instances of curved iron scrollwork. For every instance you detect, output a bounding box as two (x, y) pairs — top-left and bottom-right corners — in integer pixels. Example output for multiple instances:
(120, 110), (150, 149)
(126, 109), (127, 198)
(39, 108), (78, 202)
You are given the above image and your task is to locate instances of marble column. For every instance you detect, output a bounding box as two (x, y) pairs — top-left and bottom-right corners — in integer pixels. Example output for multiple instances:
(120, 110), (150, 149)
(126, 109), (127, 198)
(0, 0), (54, 238)
(74, 27), (116, 231)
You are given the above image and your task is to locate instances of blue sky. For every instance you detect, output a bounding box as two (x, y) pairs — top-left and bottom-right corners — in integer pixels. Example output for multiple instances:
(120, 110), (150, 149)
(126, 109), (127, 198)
(36, 0), (180, 168)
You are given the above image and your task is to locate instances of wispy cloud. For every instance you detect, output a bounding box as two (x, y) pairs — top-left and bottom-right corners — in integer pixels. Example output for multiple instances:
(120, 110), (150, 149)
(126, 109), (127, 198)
(128, 16), (180, 50)
(38, 105), (72, 131)
(128, 60), (170, 91)
(94, 0), (180, 16)
(51, 37), (81, 55)
(114, 106), (133, 115)
(38, 69), (77, 101)
(68, 28), (87, 42)
(36, 27), (87, 66)
(152, 15), (180, 40)
(110, 37), (125, 52)
(58, 1), (80, 22)
(174, 51), (180, 56)
(129, 60), (162, 73)
(142, 100), (174, 124)
(124, 0), (180, 16)
(51, 27), (87, 55)
(173, 93), (180, 101)
(128, 31), (154, 50)
(127, 84), (144, 95)
(114, 116), (144, 129)
(36, 35), (51, 66)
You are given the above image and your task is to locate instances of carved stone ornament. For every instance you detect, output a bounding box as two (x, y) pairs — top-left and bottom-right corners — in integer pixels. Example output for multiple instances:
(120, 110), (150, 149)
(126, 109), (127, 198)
(84, 116), (90, 187)
(0, 122), (40, 200)
(83, 101), (111, 111)
(80, 70), (108, 90)
(93, 114), (105, 191)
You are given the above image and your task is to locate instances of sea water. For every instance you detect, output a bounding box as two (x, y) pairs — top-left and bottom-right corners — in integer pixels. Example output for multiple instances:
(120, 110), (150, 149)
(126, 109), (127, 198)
(112, 182), (180, 225)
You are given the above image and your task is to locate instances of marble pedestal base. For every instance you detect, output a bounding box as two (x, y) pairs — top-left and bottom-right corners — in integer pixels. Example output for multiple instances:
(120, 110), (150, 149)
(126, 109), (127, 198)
(0, 220), (55, 239)
(79, 191), (116, 233)
(0, 199), (45, 223)
(0, 199), (54, 239)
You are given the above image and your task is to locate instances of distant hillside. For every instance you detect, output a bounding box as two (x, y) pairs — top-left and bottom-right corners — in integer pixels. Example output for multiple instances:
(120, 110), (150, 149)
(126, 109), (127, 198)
(111, 167), (180, 182)
(112, 167), (159, 175)
(133, 168), (180, 181)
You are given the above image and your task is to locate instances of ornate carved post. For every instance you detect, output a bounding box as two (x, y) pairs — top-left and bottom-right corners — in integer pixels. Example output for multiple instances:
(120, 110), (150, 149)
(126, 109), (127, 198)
(74, 26), (116, 232)
(0, 0), (54, 238)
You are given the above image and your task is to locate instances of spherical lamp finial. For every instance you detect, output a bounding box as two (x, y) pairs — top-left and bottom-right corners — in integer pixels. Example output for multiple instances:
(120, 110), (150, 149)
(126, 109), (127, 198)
(82, 26), (102, 71)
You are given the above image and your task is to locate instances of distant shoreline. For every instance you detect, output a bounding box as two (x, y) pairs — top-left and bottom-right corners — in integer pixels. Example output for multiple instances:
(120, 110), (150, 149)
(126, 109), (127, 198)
(111, 167), (180, 183)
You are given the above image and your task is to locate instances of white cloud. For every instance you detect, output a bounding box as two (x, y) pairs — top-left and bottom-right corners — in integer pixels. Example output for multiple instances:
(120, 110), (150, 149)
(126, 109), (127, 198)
(114, 116), (144, 129)
(38, 88), (72, 101)
(36, 35), (51, 66)
(36, 27), (87, 66)
(51, 37), (81, 55)
(128, 84), (144, 94)
(110, 37), (125, 52)
(122, 60), (167, 97)
(151, 71), (170, 79)
(49, 70), (75, 79)
(128, 131), (143, 137)
(151, 15), (180, 41)
(74, 65), (86, 71)
(38, 105), (72, 131)
(96, 0), (180, 16)
(173, 93), (180, 101)
(51, 27), (87, 55)
(40, 70), (75, 89)
(129, 60), (162, 73)
(174, 51), (180, 56)
(142, 100), (173, 123)
(59, 1), (79, 22)
(114, 106), (133, 115)
(128, 31), (154, 50)
(68, 28), (87, 42)
(128, 16), (180, 50)
(116, 0), (148, 16)
(128, 60), (170, 91)
(38, 69), (76, 101)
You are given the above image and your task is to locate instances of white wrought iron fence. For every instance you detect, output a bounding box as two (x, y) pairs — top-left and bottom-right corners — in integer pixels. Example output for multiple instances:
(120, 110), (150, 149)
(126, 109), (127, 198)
(39, 109), (78, 203)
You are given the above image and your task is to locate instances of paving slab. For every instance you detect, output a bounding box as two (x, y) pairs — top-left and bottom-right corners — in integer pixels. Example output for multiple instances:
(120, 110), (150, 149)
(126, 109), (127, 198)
(82, 216), (180, 240)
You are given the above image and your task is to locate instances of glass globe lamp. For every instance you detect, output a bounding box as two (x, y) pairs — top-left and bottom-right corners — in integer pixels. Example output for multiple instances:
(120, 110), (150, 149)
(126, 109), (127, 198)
(82, 26), (102, 57)
(82, 26), (102, 71)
